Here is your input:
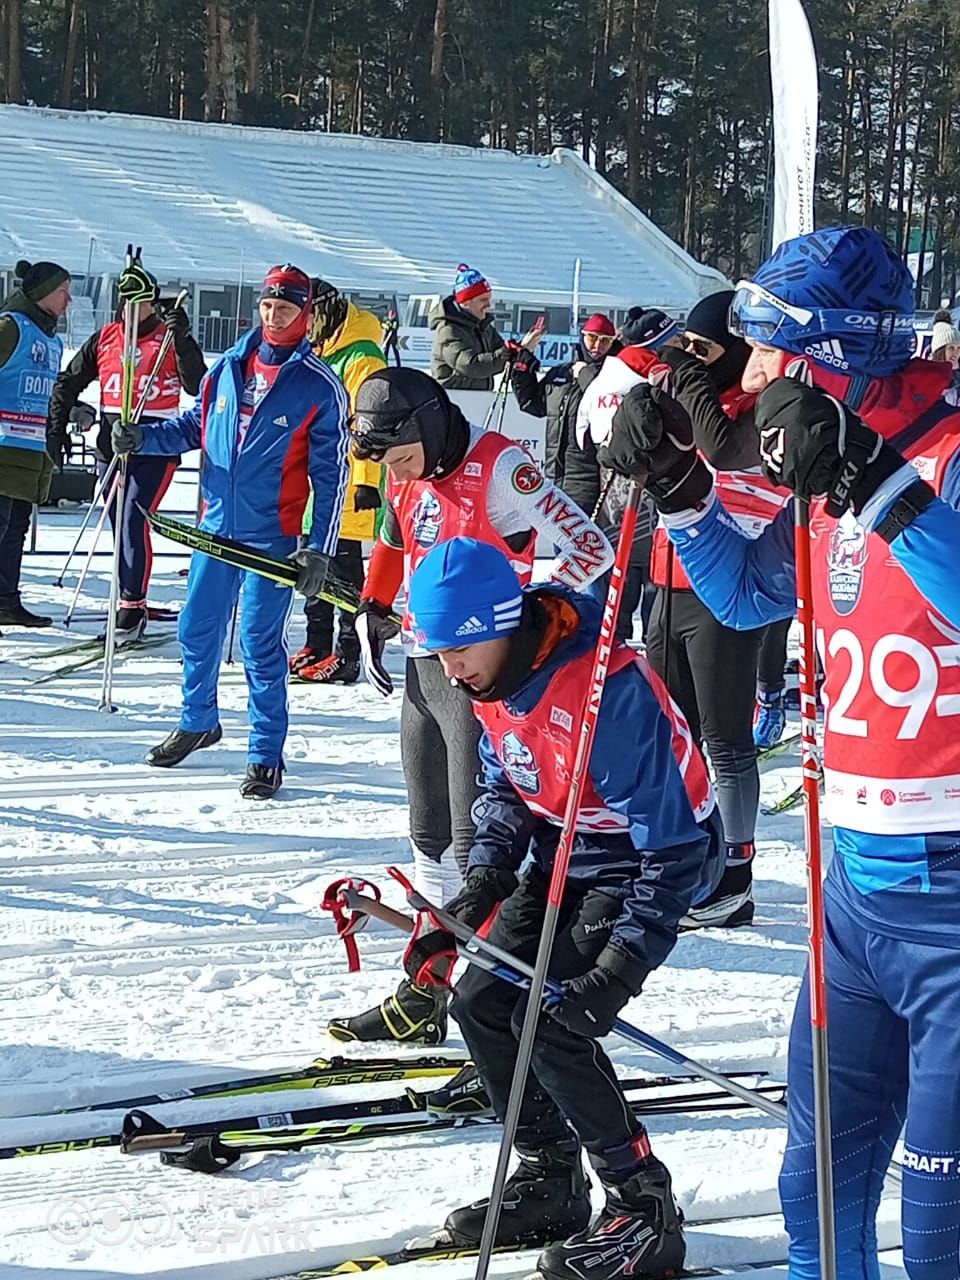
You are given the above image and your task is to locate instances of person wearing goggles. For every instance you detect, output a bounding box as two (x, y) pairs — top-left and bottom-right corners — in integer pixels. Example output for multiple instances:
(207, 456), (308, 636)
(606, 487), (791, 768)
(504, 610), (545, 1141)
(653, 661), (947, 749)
(598, 224), (960, 1280)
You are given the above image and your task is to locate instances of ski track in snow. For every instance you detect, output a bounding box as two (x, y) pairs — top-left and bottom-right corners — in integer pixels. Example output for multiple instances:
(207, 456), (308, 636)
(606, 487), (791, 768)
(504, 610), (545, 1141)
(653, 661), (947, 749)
(0, 495), (905, 1279)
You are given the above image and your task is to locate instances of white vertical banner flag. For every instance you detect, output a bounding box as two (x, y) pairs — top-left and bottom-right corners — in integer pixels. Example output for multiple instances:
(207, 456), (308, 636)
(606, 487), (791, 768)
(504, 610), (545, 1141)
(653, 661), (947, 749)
(768, 0), (818, 248)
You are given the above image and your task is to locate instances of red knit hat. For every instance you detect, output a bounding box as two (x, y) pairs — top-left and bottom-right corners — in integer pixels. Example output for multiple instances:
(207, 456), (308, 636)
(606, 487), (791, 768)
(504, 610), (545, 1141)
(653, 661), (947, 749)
(581, 313), (616, 337)
(454, 263), (491, 304)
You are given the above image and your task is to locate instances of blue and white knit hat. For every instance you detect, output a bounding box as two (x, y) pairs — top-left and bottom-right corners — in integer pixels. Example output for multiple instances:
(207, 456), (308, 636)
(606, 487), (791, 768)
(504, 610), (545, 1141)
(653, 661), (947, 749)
(408, 537), (524, 650)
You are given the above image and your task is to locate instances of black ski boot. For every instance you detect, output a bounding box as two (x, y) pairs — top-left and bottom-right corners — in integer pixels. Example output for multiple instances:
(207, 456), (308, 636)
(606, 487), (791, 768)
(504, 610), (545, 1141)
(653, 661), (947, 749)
(537, 1158), (685, 1280)
(445, 1133), (591, 1248)
(681, 854), (754, 930)
(146, 725), (223, 768)
(327, 978), (448, 1045)
(425, 1063), (492, 1117)
(117, 604), (147, 638)
(0, 601), (52, 628)
(240, 762), (284, 799)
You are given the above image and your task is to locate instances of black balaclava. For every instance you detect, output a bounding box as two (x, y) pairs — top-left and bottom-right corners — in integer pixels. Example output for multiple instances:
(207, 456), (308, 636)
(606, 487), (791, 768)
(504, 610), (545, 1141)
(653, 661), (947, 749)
(352, 367), (470, 479)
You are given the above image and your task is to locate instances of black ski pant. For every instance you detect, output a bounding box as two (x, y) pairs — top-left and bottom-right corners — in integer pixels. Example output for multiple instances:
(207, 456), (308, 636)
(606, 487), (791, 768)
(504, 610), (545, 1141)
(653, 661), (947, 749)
(646, 587), (761, 846)
(453, 871), (648, 1174)
(757, 616), (792, 694)
(400, 654), (481, 872)
(304, 538), (365, 660)
(0, 495), (31, 609)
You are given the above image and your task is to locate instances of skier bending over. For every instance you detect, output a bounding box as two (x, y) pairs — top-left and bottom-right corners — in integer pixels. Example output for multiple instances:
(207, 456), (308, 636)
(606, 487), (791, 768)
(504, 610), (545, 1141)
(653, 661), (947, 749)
(327, 367), (613, 1047)
(600, 225), (960, 1280)
(397, 534), (722, 1280)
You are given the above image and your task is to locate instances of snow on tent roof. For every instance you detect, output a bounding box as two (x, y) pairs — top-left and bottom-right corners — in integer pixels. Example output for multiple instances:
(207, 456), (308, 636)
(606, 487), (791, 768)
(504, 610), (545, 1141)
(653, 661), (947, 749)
(0, 104), (726, 309)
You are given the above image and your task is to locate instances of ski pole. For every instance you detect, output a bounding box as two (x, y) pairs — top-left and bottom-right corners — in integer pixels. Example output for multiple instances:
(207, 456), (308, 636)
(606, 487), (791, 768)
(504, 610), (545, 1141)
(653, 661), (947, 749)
(64, 471), (121, 627)
(226, 600), (239, 665)
(100, 243), (140, 714)
(339, 884), (787, 1124)
(131, 288), (189, 422)
(56, 455), (120, 591)
(794, 495), (836, 1277)
(473, 481), (640, 1280)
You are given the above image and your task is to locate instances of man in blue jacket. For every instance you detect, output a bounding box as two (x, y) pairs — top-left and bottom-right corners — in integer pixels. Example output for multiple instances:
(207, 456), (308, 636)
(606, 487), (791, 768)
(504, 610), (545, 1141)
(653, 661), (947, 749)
(398, 535), (722, 1280)
(114, 265), (349, 798)
(598, 227), (960, 1280)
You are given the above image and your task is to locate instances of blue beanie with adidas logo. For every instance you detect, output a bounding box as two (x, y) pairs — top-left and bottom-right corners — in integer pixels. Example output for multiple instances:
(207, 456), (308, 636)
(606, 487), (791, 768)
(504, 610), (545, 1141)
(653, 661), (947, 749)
(408, 537), (524, 651)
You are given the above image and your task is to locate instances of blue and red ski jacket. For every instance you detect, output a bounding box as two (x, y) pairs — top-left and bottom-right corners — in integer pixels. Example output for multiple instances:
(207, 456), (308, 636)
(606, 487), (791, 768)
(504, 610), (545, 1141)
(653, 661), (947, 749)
(137, 326), (350, 553)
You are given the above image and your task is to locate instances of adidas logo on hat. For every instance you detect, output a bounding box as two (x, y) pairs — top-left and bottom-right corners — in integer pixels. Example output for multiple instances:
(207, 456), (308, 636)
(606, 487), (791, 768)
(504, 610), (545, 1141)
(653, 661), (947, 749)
(803, 338), (849, 370)
(455, 615), (487, 637)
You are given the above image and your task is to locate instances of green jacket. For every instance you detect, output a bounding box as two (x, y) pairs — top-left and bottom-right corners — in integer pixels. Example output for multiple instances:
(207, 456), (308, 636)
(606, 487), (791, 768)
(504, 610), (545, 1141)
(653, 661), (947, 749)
(429, 295), (508, 391)
(0, 291), (60, 503)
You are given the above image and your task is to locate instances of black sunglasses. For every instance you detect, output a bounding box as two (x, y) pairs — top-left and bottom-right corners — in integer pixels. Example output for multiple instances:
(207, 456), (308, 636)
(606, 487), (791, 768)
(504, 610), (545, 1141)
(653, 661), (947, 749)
(680, 335), (712, 358)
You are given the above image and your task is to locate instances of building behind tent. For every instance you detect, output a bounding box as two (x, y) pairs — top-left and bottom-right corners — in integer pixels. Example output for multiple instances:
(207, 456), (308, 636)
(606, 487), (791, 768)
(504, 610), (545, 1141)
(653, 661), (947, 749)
(0, 104), (728, 358)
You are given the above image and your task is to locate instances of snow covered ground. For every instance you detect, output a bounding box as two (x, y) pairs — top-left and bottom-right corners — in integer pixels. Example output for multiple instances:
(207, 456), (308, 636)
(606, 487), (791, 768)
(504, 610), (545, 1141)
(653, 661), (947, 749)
(0, 479), (906, 1280)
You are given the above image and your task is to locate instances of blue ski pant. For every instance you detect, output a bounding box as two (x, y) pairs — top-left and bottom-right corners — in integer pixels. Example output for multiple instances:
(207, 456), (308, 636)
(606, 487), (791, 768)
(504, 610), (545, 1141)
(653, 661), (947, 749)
(100, 454), (178, 604)
(177, 538), (296, 766)
(781, 890), (960, 1280)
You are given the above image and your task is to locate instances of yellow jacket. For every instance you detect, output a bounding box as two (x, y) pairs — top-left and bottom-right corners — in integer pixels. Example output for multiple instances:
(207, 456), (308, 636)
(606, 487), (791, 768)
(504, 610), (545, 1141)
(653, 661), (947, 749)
(316, 301), (386, 542)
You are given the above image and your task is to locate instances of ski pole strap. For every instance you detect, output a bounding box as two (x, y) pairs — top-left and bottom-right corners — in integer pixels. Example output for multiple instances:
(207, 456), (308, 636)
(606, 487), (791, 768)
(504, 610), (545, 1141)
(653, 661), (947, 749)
(321, 877), (382, 972)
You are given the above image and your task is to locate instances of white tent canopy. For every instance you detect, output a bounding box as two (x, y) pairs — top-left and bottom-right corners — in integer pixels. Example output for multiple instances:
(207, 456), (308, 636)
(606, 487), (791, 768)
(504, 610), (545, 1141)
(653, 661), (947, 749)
(0, 105), (725, 313)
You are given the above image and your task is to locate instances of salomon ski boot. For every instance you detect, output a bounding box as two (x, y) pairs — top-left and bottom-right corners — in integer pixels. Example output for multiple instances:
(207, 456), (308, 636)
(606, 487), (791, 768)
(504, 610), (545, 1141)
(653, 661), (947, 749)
(146, 724), (223, 768)
(289, 645), (327, 674)
(425, 1063), (492, 1117)
(537, 1158), (685, 1280)
(681, 849), (754, 930)
(444, 1133), (591, 1247)
(327, 978), (448, 1045)
(753, 689), (786, 750)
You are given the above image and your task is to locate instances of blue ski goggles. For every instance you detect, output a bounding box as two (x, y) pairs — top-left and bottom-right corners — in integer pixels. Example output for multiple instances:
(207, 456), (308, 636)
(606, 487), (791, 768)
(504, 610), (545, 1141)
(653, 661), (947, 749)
(728, 279), (915, 354)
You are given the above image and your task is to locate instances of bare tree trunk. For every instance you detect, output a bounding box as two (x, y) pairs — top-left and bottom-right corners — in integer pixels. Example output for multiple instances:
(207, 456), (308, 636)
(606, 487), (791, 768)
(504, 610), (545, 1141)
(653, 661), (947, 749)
(427, 0), (447, 141)
(296, 0), (316, 126)
(838, 4), (857, 221)
(218, 5), (237, 121)
(352, 47), (364, 133)
(246, 7), (260, 95)
(204, 3), (221, 120)
(682, 1), (702, 253)
(626, 0), (658, 201)
(59, 0), (82, 108)
(877, 29), (899, 237)
(732, 116), (743, 280)
(7, 0), (22, 103)
(0, 0), (9, 101)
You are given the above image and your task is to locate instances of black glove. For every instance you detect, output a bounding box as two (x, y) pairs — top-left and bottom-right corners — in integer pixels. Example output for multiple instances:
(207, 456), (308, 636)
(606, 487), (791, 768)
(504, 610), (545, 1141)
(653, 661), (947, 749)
(112, 419), (144, 455)
(544, 966), (638, 1038)
(754, 378), (920, 520)
(68, 402), (98, 432)
(353, 484), (382, 513)
(118, 263), (158, 304)
(47, 431), (72, 469)
(290, 547), (333, 598)
(355, 599), (401, 697)
(161, 306), (190, 339)
(446, 865), (518, 930)
(598, 384), (712, 513)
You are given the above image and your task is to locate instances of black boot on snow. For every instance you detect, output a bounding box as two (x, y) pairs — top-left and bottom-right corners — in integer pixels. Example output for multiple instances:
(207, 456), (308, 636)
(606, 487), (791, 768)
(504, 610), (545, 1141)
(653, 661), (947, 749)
(327, 979), (448, 1045)
(240, 761), (284, 799)
(117, 604), (147, 637)
(536, 1159), (685, 1280)
(146, 725), (223, 768)
(445, 1134), (591, 1248)
(680, 854), (754, 930)
(0, 601), (52, 628)
(425, 1063), (493, 1117)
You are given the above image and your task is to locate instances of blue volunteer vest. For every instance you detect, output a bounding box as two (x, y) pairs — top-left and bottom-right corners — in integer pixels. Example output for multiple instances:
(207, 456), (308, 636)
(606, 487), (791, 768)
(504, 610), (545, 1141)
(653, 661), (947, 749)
(0, 312), (63, 453)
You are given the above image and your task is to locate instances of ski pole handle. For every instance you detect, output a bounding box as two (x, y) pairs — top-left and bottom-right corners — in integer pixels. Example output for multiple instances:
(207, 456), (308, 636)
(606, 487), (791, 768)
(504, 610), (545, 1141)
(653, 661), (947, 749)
(337, 888), (414, 936)
(132, 288), (189, 424)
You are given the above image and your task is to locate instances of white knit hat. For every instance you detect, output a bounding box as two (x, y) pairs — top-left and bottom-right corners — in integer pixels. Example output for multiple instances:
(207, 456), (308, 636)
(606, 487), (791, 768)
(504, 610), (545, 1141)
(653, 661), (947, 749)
(930, 310), (960, 356)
